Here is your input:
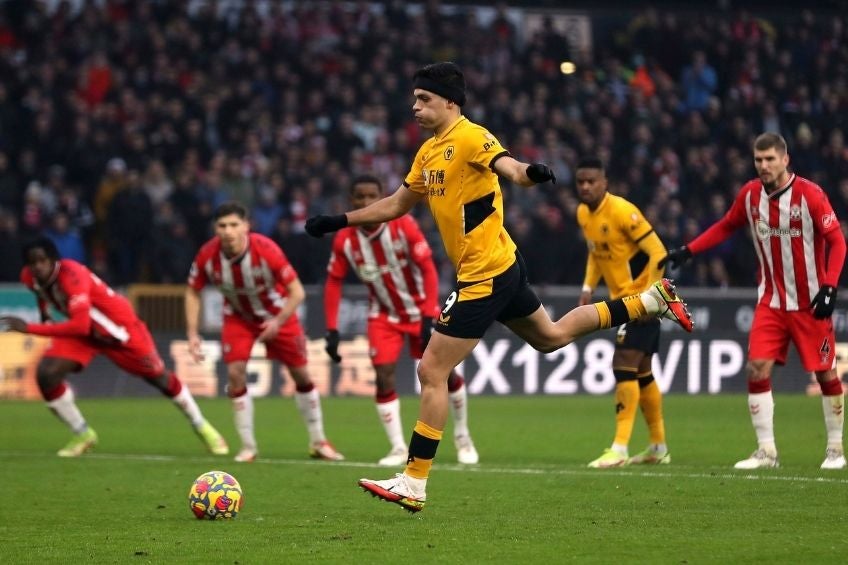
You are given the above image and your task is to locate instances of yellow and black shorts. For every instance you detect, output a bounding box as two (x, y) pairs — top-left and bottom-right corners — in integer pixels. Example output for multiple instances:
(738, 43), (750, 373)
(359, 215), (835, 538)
(435, 253), (542, 339)
(615, 317), (661, 355)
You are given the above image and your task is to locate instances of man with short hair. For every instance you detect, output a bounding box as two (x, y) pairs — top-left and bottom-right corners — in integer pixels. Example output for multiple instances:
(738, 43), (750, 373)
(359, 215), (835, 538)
(575, 157), (672, 468)
(0, 238), (228, 457)
(663, 132), (847, 470)
(307, 61), (693, 512)
(186, 201), (344, 463)
(323, 174), (478, 467)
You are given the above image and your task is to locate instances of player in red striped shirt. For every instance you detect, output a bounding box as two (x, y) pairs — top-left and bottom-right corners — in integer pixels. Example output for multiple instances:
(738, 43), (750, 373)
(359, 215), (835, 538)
(663, 133), (847, 470)
(0, 238), (229, 457)
(323, 175), (478, 466)
(185, 201), (343, 463)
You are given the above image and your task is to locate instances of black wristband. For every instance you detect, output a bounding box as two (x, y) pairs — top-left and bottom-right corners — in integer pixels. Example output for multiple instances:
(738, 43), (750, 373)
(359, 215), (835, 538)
(526, 163), (555, 184)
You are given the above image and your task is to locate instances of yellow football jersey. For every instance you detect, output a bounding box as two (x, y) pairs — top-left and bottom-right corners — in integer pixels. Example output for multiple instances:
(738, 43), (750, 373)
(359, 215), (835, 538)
(577, 193), (666, 299)
(404, 116), (516, 282)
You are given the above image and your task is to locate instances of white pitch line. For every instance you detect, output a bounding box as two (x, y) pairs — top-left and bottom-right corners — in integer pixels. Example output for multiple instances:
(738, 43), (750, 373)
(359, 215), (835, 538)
(5, 451), (848, 485)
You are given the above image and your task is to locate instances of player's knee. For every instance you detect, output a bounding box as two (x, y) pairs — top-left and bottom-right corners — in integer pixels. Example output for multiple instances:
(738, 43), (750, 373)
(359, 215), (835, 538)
(416, 363), (444, 389)
(746, 361), (770, 381)
(36, 362), (64, 391)
(533, 328), (573, 353)
(534, 343), (558, 354)
(226, 364), (247, 388)
(375, 376), (396, 394)
(520, 332), (558, 353)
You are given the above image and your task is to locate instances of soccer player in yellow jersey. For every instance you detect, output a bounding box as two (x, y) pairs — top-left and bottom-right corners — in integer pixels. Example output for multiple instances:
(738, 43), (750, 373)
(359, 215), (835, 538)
(575, 157), (672, 468)
(306, 62), (693, 513)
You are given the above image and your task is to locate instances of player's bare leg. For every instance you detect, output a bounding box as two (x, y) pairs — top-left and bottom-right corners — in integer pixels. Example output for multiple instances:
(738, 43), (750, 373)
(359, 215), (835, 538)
(288, 365), (344, 461)
(505, 304), (601, 353)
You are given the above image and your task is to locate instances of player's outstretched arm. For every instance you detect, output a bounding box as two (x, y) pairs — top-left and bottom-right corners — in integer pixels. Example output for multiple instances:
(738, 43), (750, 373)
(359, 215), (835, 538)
(306, 186), (424, 237)
(0, 316), (26, 332)
(184, 286), (204, 361)
(492, 155), (556, 187)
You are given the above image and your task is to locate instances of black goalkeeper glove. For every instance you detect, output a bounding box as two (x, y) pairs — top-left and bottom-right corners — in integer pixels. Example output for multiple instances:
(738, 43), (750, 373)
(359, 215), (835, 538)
(420, 317), (434, 349)
(659, 246), (693, 269)
(526, 163), (556, 184)
(811, 285), (837, 319)
(324, 329), (342, 363)
(305, 214), (348, 238)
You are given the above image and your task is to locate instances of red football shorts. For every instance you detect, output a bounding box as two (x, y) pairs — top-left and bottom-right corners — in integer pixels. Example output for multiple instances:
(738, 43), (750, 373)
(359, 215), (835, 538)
(221, 315), (307, 367)
(367, 315), (424, 366)
(748, 303), (837, 372)
(42, 320), (165, 378)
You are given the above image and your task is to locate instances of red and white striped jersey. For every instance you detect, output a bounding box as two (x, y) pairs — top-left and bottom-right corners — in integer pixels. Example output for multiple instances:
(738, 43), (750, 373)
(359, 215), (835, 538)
(326, 215), (440, 324)
(689, 174), (841, 311)
(21, 259), (138, 343)
(188, 232), (299, 324)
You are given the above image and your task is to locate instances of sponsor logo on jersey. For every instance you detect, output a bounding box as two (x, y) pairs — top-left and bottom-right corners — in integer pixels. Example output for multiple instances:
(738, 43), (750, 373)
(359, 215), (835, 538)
(822, 212), (836, 229)
(755, 220), (801, 239)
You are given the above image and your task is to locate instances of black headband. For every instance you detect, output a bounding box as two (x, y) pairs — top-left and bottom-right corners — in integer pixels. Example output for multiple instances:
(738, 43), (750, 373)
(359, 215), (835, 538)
(413, 76), (466, 106)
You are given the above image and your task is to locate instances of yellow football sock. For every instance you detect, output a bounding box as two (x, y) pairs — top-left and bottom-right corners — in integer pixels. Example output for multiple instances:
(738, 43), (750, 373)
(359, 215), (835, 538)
(613, 378), (639, 447)
(638, 375), (666, 445)
(623, 294), (648, 319)
(594, 302), (612, 328)
(405, 420), (443, 479)
(595, 295), (649, 329)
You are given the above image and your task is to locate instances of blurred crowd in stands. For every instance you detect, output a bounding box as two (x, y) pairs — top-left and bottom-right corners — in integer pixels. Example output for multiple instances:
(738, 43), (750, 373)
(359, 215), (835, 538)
(1, 0), (848, 290)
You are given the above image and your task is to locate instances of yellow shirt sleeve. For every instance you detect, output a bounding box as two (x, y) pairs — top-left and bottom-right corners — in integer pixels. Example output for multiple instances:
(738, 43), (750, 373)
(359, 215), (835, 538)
(404, 142), (429, 193)
(583, 253), (603, 291)
(465, 125), (509, 170)
(637, 230), (667, 281)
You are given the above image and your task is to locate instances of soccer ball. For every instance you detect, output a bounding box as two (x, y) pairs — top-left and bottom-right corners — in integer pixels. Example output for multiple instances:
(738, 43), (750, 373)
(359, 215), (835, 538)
(188, 470), (244, 520)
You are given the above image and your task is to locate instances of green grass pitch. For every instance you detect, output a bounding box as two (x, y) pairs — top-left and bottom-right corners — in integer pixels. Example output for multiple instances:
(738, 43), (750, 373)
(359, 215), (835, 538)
(3, 394), (847, 563)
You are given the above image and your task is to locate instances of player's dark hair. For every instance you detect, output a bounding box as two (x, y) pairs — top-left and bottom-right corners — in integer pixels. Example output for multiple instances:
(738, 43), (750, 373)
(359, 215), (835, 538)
(350, 174), (384, 194)
(22, 236), (60, 263)
(413, 62), (467, 106)
(754, 132), (788, 154)
(214, 201), (249, 220)
(576, 157), (606, 173)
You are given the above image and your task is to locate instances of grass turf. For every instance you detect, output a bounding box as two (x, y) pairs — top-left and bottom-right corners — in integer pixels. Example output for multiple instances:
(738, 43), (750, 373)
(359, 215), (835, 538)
(3, 394), (847, 563)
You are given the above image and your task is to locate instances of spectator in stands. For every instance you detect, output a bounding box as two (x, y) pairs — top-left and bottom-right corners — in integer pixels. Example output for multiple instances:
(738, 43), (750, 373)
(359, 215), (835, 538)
(93, 158), (128, 230)
(107, 169), (153, 285)
(151, 218), (196, 284)
(0, 211), (23, 282)
(44, 212), (86, 264)
(251, 180), (286, 237)
(0, 151), (21, 215)
(680, 50), (718, 112)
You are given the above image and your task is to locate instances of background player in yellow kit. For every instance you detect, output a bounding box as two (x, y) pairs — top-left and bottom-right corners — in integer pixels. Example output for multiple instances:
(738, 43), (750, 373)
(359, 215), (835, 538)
(575, 157), (671, 468)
